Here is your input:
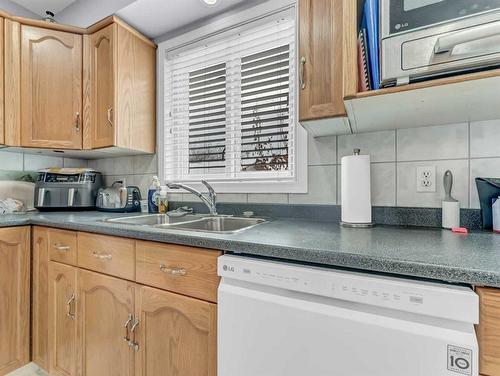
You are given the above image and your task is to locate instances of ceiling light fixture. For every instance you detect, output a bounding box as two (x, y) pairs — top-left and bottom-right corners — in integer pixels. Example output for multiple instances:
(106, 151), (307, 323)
(201, 0), (219, 6)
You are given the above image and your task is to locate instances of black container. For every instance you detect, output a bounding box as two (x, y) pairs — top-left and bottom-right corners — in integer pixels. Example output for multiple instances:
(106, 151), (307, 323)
(475, 177), (500, 230)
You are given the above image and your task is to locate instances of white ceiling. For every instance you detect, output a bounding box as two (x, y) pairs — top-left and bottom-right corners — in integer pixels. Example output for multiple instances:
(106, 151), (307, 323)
(116, 0), (248, 38)
(8, 0), (264, 39)
(10, 0), (77, 17)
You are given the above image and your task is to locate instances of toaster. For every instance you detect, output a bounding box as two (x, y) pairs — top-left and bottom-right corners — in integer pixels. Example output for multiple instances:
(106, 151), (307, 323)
(35, 168), (103, 211)
(96, 181), (142, 213)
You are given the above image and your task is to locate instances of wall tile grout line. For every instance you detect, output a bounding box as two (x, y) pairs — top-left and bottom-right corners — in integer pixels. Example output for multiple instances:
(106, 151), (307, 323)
(395, 129), (398, 207)
(467, 122), (471, 208)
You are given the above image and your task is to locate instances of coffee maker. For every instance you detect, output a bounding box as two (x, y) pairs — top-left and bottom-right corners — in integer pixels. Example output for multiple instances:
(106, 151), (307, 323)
(475, 178), (500, 230)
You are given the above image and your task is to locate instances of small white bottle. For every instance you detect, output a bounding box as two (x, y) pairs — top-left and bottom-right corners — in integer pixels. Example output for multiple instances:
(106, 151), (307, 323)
(442, 170), (460, 229)
(493, 197), (500, 233)
(158, 186), (169, 214)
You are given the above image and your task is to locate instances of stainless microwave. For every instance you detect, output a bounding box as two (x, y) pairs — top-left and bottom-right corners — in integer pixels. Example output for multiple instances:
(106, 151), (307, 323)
(381, 0), (500, 87)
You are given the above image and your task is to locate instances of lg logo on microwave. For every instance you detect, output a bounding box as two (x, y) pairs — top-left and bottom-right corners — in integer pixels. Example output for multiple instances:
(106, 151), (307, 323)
(223, 264), (235, 272)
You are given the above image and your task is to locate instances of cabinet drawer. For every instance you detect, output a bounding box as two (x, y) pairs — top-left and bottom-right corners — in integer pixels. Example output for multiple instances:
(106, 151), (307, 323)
(48, 228), (77, 266)
(136, 241), (221, 302)
(77, 232), (135, 280)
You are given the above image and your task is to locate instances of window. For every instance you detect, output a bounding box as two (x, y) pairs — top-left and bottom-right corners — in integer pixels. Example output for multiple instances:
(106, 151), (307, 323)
(162, 7), (306, 193)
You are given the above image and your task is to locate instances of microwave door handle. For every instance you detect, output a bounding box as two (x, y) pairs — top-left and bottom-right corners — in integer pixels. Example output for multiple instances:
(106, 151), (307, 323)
(434, 21), (500, 54)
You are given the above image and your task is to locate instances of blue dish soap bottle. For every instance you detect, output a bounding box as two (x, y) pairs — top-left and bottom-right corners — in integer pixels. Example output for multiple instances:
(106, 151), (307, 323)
(148, 176), (161, 213)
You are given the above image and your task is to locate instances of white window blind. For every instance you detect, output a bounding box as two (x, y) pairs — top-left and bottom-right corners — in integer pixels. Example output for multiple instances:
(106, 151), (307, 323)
(164, 12), (296, 184)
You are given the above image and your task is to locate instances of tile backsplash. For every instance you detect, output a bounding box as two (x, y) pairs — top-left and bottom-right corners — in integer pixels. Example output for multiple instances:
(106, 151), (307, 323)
(0, 150), (89, 172)
(9, 119), (500, 209)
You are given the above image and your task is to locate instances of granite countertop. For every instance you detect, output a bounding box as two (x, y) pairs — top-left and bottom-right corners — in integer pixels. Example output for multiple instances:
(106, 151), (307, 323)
(2, 211), (500, 288)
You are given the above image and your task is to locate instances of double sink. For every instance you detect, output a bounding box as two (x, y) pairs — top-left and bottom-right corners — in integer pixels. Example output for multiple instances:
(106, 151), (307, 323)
(105, 213), (266, 234)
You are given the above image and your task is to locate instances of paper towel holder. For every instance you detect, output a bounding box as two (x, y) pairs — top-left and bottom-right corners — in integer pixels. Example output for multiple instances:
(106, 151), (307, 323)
(340, 148), (374, 228)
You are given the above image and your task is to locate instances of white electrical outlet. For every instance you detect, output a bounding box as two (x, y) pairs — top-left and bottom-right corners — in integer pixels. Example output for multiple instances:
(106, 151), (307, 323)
(416, 166), (436, 192)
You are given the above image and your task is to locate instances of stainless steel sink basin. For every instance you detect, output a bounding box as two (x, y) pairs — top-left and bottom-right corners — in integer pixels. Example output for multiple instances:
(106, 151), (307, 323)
(164, 216), (266, 234)
(104, 213), (208, 226)
(104, 214), (266, 234)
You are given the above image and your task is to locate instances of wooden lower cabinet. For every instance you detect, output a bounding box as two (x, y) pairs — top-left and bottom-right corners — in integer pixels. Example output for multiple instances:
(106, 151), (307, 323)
(32, 227), (50, 371)
(32, 228), (219, 376)
(0, 226), (30, 376)
(49, 262), (78, 376)
(477, 287), (500, 376)
(135, 286), (217, 376)
(77, 269), (136, 376)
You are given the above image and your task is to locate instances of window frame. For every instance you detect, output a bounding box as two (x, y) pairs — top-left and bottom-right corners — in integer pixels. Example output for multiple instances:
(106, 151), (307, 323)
(156, 0), (307, 193)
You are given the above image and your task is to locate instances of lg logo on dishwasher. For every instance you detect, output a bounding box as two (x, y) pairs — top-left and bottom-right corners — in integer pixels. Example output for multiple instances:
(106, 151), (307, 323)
(223, 265), (235, 272)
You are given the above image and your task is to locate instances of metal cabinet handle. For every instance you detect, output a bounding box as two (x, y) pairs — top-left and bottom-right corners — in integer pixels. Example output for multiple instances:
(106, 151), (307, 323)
(128, 318), (140, 352)
(92, 251), (112, 260)
(75, 112), (81, 132)
(299, 56), (306, 90)
(123, 314), (133, 342)
(54, 244), (70, 252)
(159, 264), (186, 276)
(66, 293), (76, 320)
(107, 107), (113, 127)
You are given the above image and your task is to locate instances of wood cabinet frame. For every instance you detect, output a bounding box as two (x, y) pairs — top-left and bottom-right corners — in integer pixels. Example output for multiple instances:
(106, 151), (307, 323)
(0, 227), (30, 376)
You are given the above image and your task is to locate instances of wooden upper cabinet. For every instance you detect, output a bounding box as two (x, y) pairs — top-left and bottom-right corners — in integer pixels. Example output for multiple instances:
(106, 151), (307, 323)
(84, 22), (156, 153)
(298, 0), (346, 121)
(135, 286), (217, 376)
(77, 269), (136, 376)
(20, 26), (83, 149)
(48, 262), (78, 376)
(0, 227), (30, 376)
(85, 24), (116, 149)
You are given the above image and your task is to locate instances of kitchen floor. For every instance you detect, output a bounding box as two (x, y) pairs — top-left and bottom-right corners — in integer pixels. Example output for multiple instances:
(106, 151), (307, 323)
(6, 364), (47, 376)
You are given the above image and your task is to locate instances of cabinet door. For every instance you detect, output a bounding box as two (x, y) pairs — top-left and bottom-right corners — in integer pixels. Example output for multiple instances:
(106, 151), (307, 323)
(77, 269), (135, 376)
(477, 287), (500, 376)
(32, 227), (50, 371)
(299, 0), (346, 121)
(21, 25), (82, 149)
(85, 24), (116, 149)
(0, 227), (30, 376)
(48, 262), (78, 376)
(135, 286), (217, 376)
(0, 17), (4, 145)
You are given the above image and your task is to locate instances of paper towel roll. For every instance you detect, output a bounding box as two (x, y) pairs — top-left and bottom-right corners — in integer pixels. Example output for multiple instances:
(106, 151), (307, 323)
(341, 151), (372, 225)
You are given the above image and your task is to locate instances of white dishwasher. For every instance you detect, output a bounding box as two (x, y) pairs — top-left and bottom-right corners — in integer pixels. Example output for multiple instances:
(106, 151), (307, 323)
(218, 255), (479, 376)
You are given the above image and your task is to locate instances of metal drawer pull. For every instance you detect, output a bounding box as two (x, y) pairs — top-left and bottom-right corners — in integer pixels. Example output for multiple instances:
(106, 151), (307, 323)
(107, 107), (113, 126)
(92, 251), (112, 260)
(128, 319), (140, 352)
(123, 314), (133, 342)
(54, 244), (70, 252)
(66, 293), (76, 320)
(299, 56), (306, 90)
(159, 264), (186, 276)
(75, 112), (81, 132)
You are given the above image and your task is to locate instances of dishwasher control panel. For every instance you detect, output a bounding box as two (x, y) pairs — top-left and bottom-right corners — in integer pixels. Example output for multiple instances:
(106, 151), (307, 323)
(218, 255), (478, 324)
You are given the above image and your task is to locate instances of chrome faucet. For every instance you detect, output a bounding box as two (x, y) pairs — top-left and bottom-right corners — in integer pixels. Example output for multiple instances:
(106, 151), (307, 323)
(167, 180), (217, 215)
